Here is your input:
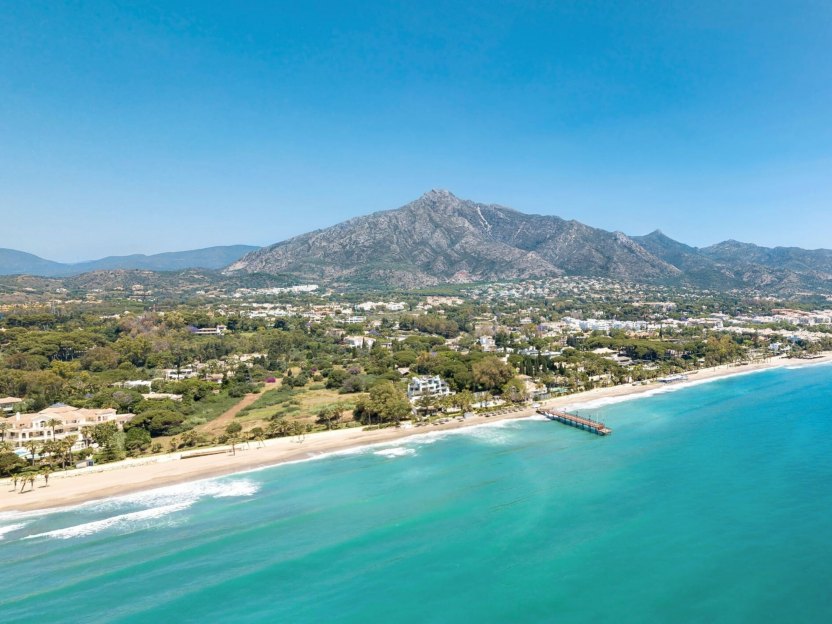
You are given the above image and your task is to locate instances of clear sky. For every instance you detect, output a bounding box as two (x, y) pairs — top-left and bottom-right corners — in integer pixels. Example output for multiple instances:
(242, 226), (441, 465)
(1, 1), (830, 261)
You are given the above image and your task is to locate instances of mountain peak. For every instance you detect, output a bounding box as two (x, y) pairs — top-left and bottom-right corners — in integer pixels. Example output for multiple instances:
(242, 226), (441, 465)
(420, 189), (458, 201)
(413, 189), (466, 210)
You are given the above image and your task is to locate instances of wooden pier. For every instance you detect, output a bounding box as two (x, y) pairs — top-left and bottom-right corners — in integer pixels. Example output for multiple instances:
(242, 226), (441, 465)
(538, 409), (612, 436)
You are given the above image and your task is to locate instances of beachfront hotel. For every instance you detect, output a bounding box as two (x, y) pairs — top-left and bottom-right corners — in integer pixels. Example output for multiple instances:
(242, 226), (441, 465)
(407, 375), (453, 401)
(2, 404), (133, 451)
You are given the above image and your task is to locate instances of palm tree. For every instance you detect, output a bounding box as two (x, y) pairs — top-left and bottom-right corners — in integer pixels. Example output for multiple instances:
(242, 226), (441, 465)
(24, 441), (39, 467)
(40, 466), (52, 486)
(62, 435), (77, 469)
(45, 418), (62, 441)
(416, 393), (436, 419)
(249, 427), (266, 448)
(80, 426), (94, 448)
(19, 471), (35, 493)
(456, 390), (474, 414)
(41, 439), (57, 464)
(0, 421), (9, 443)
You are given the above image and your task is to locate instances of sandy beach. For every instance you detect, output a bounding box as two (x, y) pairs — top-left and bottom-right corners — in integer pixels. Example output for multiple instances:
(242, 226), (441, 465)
(3, 353), (831, 514)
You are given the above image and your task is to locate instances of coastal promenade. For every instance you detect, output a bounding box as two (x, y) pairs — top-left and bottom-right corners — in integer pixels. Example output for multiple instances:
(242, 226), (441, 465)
(3, 353), (830, 514)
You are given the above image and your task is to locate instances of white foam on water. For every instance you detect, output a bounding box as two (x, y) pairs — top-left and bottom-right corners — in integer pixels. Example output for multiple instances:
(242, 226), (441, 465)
(214, 480), (260, 498)
(0, 522), (27, 539)
(373, 447), (416, 458)
(782, 361), (832, 370)
(88, 477), (261, 513)
(562, 367), (779, 412)
(23, 502), (192, 540)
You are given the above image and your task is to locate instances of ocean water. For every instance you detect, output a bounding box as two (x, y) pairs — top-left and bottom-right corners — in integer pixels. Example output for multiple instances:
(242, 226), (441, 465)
(2, 364), (832, 623)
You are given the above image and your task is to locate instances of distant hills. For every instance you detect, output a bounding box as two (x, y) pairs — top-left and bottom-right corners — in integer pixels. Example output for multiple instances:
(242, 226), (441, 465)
(226, 190), (832, 292)
(0, 245), (259, 277)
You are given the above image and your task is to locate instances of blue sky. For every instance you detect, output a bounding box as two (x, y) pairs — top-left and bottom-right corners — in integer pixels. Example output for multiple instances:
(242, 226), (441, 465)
(1, 1), (830, 261)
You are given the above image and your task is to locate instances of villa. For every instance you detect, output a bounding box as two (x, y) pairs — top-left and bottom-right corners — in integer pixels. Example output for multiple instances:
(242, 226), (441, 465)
(407, 375), (453, 401)
(3, 404), (133, 450)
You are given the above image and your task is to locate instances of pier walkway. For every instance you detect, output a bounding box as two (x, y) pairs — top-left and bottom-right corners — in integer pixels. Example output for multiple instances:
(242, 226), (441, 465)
(538, 409), (612, 436)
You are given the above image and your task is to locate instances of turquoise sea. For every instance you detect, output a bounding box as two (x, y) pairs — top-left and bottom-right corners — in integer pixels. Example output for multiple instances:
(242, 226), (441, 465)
(2, 364), (832, 623)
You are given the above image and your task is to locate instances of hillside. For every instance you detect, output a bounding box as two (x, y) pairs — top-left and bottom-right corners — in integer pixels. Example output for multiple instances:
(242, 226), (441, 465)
(0, 245), (259, 277)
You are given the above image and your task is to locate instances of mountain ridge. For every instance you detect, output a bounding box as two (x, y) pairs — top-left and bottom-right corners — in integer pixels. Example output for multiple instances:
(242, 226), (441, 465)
(227, 190), (832, 292)
(227, 189), (685, 287)
(0, 245), (259, 277)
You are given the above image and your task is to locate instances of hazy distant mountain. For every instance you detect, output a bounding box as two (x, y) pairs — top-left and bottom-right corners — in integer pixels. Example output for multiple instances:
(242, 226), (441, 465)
(0, 249), (68, 277)
(702, 240), (832, 276)
(0, 245), (259, 277)
(226, 190), (681, 288)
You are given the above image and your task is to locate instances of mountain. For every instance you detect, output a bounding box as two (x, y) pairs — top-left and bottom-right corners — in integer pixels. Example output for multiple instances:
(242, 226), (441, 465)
(6, 192), (832, 293)
(0, 245), (260, 277)
(226, 190), (681, 288)
(635, 232), (832, 292)
(702, 240), (832, 276)
(0, 249), (68, 277)
(632, 230), (744, 288)
(227, 190), (832, 292)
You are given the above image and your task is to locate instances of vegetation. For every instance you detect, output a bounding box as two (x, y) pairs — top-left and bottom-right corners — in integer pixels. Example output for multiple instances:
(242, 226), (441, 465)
(2, 276), (831, 475)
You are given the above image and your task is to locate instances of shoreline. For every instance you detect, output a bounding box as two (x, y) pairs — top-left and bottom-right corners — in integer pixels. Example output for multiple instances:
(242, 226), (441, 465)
(3, 353), (831, 515)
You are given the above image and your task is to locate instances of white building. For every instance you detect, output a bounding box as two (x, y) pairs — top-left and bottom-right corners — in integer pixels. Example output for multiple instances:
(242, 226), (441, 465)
(191, 325), (227, 336)
(407, 376), (453, 401)
(164, 367), (198, 380)
(344, 336), (375, 349)
(4, 404), (133, 451)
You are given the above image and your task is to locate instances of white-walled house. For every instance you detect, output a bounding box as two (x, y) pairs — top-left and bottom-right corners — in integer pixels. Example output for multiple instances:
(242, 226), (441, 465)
(4, 404), (133, 451)
(407, 376), (453, 401)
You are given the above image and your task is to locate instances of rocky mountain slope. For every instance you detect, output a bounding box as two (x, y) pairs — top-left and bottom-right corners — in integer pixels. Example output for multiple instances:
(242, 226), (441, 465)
(226, 190), (682, 288)
(635, 231), (832, 292)
(227, 190), (832, 292)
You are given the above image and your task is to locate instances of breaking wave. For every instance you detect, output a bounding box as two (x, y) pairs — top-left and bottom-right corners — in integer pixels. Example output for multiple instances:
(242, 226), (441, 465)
(24, 503), (191, 540)
(374, 447), (416, 458)
(16, 478), (261, 541)
(0, 522), (28, 539)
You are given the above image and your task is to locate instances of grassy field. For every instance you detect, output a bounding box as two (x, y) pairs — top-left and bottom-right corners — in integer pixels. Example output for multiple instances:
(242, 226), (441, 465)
(186, 391), (247, 426)
(235, 383), (365, 429)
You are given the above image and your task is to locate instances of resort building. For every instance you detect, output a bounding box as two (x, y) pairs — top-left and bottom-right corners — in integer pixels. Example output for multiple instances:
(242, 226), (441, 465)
(3, 404), (134, 450)
(407, 375), (453, 401)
